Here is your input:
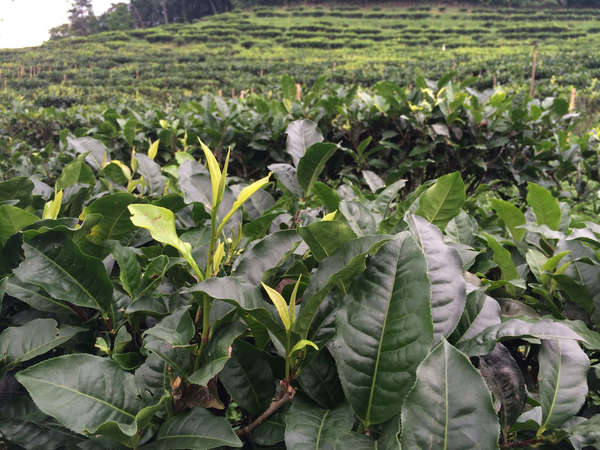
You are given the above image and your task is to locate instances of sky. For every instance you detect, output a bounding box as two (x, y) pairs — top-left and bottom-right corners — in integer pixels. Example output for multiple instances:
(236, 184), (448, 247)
(0, 0), (126, 49)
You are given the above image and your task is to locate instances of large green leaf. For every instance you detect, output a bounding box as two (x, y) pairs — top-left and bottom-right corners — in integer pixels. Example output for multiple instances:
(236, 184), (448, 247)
(313, 181), (341, 211)
(252, 408), (288, 446)
(56, 157), (96, 190)
(566, 415), (600, 449)
(0, 277), (6, 311)
(407, 214), (466, 343)
(16, 354), (147, 437)
(333, 233), (433, 426)
(538, 339), (589, 432)
(4, 278), (75, 315)
(479, 343), (527, 430)
(297, 349), (345, 409)
(378, 416), (401, 450)
(458, 318), (584, 356)
(268, 163), (304, 197)
(143, 306), (195, 346)
(188, 322), (246, 386)
(297, 143), (337, 197)
(490, 198), (526, 241)
(298, 222), (356, 262)
(0, 233), (24, 278)
(0, 176), (34, 207)
(451, 287), (501, 344)
(284, 396), (354, 450)
(233, 230), (301, 284)
(81, 193), (140, 245)
(67, 136), (109, 171)
(13, 230), (114, 319)
(143, 340), (194, 381)
(286, 119), (324, 167)
(556, 238), (600, 315)
(184, 277), (285, 345)
(135, 154), (165, 196)
(177, 160), (211, 206)
(445, 211), (477, 246)
(295, 235), (391, 339)
(219, 340), (275, 416)
(482, 233), (519, 281)
(336, 433), (377, 449)
(0, 205), (38, 246)
(135, 352), (170, 402)
(401, 339), (500, 449)
(109, 241), (142, 299)
(415, 171), (465, 230)
(527, 183), (561, 231)
(0, 418), (81, 450)
(143, 407), (242, 449)
(0, 395), (83, 449)
(0, 319), (83, 374)
(338, 200), (377, 236)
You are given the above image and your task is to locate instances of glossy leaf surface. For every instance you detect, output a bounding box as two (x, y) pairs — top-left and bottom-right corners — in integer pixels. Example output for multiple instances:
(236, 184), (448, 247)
(401, 340), (500, 449)
(333, 234), (433, 426)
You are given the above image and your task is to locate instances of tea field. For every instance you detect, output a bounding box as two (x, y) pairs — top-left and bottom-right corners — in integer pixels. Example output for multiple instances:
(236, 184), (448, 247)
(1, 3), (600, 450)
(2, 4), (600, 105)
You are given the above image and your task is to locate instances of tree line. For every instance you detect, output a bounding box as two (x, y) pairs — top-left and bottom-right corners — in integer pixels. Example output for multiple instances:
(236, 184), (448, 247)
(50, 0), (600, 40)
(50, 0), (234, 39)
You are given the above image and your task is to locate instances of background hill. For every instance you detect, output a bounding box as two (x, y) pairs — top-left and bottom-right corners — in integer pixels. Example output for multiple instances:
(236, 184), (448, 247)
(1, 2), (600, 107)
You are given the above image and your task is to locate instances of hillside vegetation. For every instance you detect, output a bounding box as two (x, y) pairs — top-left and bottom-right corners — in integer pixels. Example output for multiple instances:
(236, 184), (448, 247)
(1, 3), (600, 450)
(1, 4), (600, 106)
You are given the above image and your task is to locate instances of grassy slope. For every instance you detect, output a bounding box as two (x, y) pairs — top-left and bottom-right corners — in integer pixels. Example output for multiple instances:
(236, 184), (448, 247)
(1, 3), (600, 105)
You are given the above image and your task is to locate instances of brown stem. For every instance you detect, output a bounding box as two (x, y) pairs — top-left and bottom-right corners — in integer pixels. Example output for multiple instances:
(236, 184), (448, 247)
(291, 208), (302, 229)
(65, 302), (88, 321)
(501, 438), (546, 449)
(105, 317), (114, 334)
(237, 392), (292, 438)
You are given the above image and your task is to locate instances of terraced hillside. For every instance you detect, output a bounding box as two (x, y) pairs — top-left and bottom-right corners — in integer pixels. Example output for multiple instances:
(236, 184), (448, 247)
(1, 4), (600, 105)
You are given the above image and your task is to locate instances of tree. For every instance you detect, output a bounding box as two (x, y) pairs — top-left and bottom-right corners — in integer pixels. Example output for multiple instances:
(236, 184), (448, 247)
(95, 3), (135, 32)
(49, 24), (72, 40)
(68, 0), (94, 36)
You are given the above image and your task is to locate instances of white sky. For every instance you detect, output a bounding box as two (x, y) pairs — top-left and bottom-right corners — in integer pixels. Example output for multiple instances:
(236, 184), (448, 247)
(0, 0), (126, 48)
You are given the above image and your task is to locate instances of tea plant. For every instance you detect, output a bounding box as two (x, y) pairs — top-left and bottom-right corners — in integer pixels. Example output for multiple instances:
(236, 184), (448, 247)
(1, 124), (598, 449)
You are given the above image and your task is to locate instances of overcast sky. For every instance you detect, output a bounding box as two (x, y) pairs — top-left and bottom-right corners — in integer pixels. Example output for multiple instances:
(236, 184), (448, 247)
(0, 0), (126, 49)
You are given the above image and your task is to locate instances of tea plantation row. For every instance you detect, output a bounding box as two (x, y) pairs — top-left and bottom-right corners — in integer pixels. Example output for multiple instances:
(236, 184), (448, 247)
(2, 4), (600, 107)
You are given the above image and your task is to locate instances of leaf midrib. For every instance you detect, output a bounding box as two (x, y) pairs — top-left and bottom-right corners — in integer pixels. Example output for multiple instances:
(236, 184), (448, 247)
(443, 344), (449, 450)
(25, 243), (102, 311)
(428, 179), (454, 224)
(106, 204), (131, 240)
(13, 332), (71, 365)
(314, 408), (330, 450)
(7, 281), (73, 313)
(364, 247), (399, 425)
(19, 376), (135, 419)
(157, 434), (233, 442)
(540, 341), (562, 431)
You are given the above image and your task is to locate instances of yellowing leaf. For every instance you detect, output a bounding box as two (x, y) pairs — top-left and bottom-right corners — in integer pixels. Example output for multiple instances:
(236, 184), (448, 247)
(148, 139), (160, 160)
(289, 275), (301, 326)
(217, 148), (231, 206)
(199, 139), (221, 209)
(109, 160), (132, 181)
(322, 211), (337, 221)
(131, 148), (138, 173)
(94, 337), (110, 355)
(290, 339), (318, 357)
(128, 204), (202, 279)
(261, 282), (291, 331)
(42, 190), (63, 220)
(212, 241), (225, 275)
(218, 173), (272, 234)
